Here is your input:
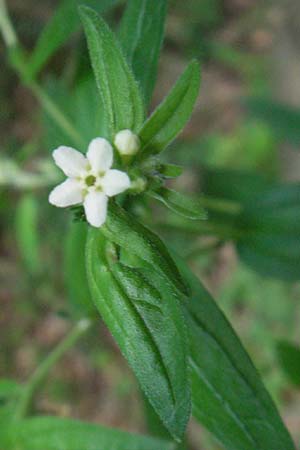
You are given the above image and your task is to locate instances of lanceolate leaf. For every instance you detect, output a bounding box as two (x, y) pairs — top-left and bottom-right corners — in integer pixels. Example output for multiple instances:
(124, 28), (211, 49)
(64, 222), (96, 317)
(276, 340), (300, 387)
(86, 230), (190, 440)
(79, 6), (145, 137)
(237, 183), (300, 281)
(149, 187), (206, 220)
(246, 97), (300, 146)
(102, 202), (189, 296)
(139, 61), (200, 156)
(119, 0), (167, 106)
(28, 0), (121, 79)
(2, 416), (175, 450)
(15, 194), (41, 274)
(176, 256), (295, 450)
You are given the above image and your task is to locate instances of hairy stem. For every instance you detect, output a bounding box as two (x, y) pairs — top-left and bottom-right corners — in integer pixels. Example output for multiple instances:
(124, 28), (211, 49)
(15, 319), (92, 420)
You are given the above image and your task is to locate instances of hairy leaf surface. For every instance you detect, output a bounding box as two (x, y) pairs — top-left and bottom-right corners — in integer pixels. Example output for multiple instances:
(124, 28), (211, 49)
(86, 229), (190, 440)
(176, 257), (295, 450)
(102, 202), (188, 296)
(139, 61), (200, 156)
(80, 6), (144, 137)
(149, 187), (206, 220)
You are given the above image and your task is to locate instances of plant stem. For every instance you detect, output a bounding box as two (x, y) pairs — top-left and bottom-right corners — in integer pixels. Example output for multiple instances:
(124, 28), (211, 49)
(29, 81), (85, 149)
(15, 319), (92, 420)
(0, 0), (85, 149)
(0, 0), (17, 47)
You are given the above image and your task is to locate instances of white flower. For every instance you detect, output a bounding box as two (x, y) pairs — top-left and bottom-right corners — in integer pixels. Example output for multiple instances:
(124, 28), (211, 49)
(49, 138), (131, 227)
(114, 129), (140, 156)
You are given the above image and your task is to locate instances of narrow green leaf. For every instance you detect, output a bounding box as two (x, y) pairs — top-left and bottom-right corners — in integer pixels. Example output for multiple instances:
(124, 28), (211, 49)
(79, 6), (145, 137)
(27, 0), (121, 79)
(86, 230), (190, 440)
(246, 97), (300, 146)
(142, 394), (189, 449)
(64, 222), (96, 317)
(157, 163), (183, 179)
(102, 202), (189, 296)
(237, 183), (300, 281)
(119, 0), (167, 105)
(139, 61), (200, 156)
(276, 340), (300, 387)
(176, 256), (296, 450)
(149, 187), (207, 220)
(3, 416), (175, 450)
(15, 194), (41, 274)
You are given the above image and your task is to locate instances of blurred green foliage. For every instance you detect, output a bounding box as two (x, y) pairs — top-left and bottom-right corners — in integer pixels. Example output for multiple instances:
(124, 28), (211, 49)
(1, 0), (300, 449)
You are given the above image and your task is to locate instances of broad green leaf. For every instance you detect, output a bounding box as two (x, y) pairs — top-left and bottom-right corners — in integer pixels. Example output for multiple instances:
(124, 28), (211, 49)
(176, 256), (295, 450)
(15, 194), (41, 274)
(119, 0), (167, 105)
(149, 187), (206, 220)
(102, 202), (189, 296)
(64, 222), (96, 317)
(237, 183), (300, 281)
(246, 97), (300, 146)
(79, 6), (145, 138)
(27, 0), (121, 79)
(139, 61), (200, 156)
(2, 416), (175, 450)
(276, 340), (300, 386)
(86, 230), (190, 440)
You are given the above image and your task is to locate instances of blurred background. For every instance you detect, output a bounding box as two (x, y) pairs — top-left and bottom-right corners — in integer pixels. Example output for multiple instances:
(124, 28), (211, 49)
(1, 0), (300, 448)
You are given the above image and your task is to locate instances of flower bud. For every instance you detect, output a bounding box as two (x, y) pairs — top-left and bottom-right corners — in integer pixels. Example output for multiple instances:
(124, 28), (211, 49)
(114, 129), (140, 156)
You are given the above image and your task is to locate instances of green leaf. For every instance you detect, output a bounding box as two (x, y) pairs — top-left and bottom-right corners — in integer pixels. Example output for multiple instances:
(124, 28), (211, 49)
(202, 168), (271, 205)
(119, 0), (167, 106)
(86, 230), (190, 441)
(139, 60), (200, 156)
(276, 340), (300, 387)
(102, 202), (189, 296)
(79, 6), (145, 137)
(157, 163), (183, 179)
(246, 97), (300, 146)
(15, 194), (41, 274)
(149, 187), (207, 220)
(64, 222), (96, 317)
(43, 76), (106, 150)
(0, 380), (20, 403)
(236, 183), (300, 281)
(27, 0), (121, 79)
(3, 416), (175, 450)
(142, 395), (189, 449)
(202, 169), (300, 281)
(176, 256), (296, 450)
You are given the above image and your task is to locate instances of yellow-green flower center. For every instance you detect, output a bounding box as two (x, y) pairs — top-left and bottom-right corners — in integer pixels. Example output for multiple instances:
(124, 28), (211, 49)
(85, 175), (96, 187)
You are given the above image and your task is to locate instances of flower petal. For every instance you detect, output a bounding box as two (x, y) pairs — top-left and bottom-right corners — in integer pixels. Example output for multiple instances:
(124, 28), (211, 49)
(49, 179), (83, 207)
(101, 170), (131, 197)
(84, 191), (108, 227)
(53, 146), (87, 177)
(87, 138), (113, 173)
